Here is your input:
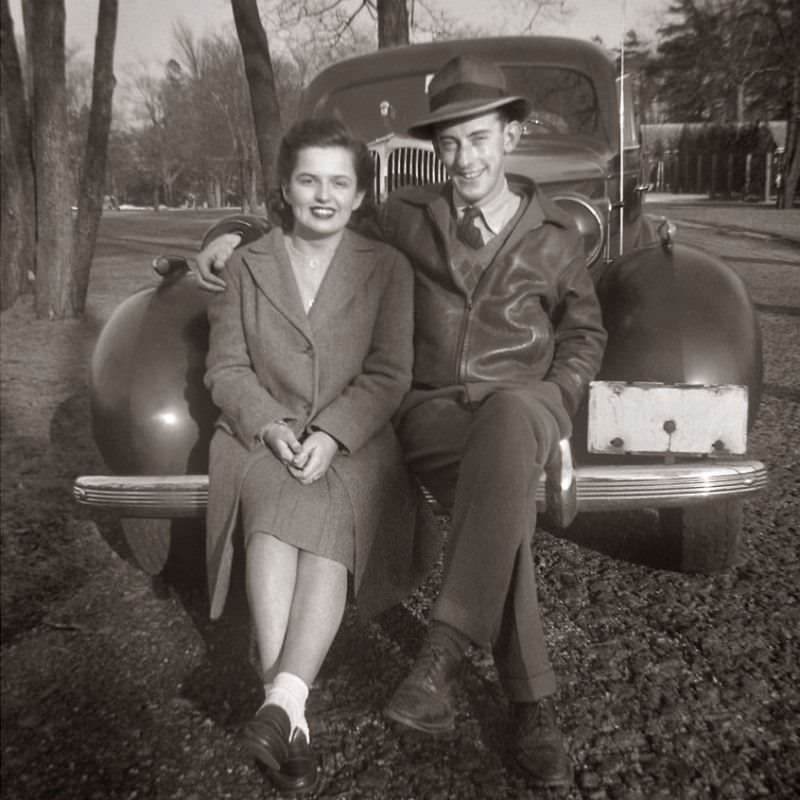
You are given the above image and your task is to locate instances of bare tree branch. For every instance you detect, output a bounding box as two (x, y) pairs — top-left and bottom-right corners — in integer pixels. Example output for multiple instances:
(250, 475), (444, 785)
(173, 19), (201, 78)
(71, 0), (118, 312)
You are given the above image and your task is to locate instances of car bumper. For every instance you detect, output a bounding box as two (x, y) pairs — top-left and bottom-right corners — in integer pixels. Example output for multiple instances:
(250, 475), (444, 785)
(73, 458), (768, 521)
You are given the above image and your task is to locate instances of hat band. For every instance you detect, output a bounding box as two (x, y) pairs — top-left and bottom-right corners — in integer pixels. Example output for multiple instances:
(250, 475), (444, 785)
(429, 82), (507, 112)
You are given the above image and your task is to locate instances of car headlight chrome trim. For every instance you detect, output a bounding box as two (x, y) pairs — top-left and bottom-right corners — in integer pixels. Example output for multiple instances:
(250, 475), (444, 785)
(552, 194), (605, 267)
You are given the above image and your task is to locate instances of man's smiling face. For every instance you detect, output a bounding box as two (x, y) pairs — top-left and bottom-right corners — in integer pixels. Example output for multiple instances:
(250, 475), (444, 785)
(433, 110), (521, 206)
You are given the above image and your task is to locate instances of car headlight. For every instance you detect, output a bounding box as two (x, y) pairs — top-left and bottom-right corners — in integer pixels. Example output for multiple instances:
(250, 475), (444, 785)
(552, 195), (605, 267)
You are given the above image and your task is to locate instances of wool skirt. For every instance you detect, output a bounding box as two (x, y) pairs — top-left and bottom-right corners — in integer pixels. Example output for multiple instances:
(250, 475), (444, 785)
(239, 452), (355, 571)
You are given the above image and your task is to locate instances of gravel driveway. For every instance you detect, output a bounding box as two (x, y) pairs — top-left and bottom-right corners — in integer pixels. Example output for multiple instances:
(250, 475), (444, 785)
(2, 215), (798, 799)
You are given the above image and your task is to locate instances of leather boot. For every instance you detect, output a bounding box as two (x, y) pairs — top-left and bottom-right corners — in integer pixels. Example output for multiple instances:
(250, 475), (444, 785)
(510, 697), (573, 788)
(384, 637), (465, 733)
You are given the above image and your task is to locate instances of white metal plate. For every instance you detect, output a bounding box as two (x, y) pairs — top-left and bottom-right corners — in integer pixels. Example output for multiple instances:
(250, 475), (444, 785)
(588, 381), (748, 456)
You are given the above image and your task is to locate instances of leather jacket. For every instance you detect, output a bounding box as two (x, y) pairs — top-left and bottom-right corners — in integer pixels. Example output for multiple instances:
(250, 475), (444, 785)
(380, 176), (607, 420)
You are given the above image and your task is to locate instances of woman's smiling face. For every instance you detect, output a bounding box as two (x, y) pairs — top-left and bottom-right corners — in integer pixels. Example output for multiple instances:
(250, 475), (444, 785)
(282, 146), (365, 240)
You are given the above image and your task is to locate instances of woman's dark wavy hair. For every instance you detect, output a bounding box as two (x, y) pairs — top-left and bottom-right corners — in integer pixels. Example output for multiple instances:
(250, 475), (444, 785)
(267, 116), (377, 231)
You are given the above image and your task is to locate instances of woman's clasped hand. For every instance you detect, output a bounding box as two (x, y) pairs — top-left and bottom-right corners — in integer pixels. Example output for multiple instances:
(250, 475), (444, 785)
(263, 423), (340, 485)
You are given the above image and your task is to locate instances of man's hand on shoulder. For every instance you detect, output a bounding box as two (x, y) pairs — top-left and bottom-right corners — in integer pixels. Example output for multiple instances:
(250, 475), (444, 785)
(192, 232), (241, 292)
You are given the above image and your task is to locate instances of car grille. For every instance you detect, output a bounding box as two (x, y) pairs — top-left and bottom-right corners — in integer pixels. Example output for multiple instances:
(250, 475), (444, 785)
(372, 146), (448, 200)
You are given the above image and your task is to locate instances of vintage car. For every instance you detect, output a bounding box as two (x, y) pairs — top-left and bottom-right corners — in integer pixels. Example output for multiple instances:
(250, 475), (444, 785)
(73, 36), (766, 577)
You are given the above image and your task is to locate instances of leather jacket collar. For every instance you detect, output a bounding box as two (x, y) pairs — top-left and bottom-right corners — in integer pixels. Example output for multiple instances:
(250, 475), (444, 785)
(391, 173), (574, 234)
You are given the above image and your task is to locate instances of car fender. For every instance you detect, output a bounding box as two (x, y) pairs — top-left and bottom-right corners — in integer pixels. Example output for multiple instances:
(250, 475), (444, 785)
(90, 274), (214, 475)
(90, 215), (270, 475)
(594, 241), (763, 427)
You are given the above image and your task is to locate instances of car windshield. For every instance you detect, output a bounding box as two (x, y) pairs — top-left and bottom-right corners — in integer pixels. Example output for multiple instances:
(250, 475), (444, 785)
(314, 66), (606, 144)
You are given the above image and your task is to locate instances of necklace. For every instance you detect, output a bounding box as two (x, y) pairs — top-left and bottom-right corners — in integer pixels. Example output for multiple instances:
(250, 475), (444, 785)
(285, 234), (337, 313)
(285, 237), (334, 271)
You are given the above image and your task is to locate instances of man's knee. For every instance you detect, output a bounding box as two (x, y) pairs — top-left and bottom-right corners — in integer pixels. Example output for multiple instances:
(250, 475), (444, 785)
(480, 390), (531, 416)
(470, 391), (560, 463)
(473, 392), (536, 440)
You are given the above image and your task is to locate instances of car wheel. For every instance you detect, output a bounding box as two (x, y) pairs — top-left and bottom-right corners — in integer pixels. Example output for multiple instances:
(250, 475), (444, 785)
(121, 518), (171, 575)
(659, 499), (743, 573)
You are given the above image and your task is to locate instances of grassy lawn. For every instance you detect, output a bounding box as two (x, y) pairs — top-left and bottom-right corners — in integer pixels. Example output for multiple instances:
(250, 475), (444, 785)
(89, 208), (241, 318)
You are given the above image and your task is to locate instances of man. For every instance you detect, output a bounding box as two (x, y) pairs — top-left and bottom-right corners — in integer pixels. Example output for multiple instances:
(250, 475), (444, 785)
(195, 56), (606, 789)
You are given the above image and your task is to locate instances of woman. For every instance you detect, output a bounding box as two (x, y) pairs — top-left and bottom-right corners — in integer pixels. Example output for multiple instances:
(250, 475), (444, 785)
(204, 118), (417, 794)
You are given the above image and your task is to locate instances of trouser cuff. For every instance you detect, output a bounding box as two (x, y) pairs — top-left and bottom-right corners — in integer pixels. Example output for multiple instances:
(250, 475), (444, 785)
(432, 597), (493, 649)
(432, 601), (556, 702)
(500, 667), (557, 703)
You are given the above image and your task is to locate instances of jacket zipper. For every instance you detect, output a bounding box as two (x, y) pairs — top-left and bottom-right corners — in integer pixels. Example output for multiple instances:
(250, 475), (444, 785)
(426, 205), (470, 385)
(457, 252), (502, 382)
(455, 209), (527, 383)
(455, 291), (472, 383)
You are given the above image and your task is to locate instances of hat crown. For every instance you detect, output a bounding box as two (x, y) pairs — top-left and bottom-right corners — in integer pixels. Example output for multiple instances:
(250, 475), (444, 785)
(407, 54), (530, 139)
(428, 56), (508, 112)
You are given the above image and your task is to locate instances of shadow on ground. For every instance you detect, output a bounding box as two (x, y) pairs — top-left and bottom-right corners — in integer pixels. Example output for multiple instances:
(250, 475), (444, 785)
(553, 508), (684, 572)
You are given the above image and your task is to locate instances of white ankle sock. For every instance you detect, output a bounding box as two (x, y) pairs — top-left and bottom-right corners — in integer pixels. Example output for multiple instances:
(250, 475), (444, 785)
(263, 671), (310, 740)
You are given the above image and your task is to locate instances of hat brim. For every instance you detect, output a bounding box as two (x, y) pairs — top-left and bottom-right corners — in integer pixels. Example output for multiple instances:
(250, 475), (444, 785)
(408, 96), (531, 140)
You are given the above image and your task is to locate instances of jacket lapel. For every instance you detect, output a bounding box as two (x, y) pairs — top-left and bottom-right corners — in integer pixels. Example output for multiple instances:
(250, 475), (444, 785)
(308, 229), (378, 327)
(423, 186), (468, 291)
(240, 228), (312, 338)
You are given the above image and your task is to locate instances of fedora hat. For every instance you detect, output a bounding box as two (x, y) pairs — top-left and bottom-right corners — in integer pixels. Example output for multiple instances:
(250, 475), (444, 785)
(408, 55), (531, 140)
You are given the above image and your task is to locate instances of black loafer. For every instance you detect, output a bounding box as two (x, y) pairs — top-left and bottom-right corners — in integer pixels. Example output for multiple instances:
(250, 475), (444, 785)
(272, 730), (319, 795)
(242, 703), (291, 772)
(511, 698), (573, 789)
(384, 638), (464, 733)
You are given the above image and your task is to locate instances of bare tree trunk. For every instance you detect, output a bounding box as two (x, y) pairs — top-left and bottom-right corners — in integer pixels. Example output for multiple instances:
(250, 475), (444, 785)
(31, 0), (73, 318)
(782, 2), (800, 208)
(1, 110), (28, 309)
(231, 0), (283, 204)
(378, 0), (409, 48)
(248, 163), (258, 211)
(779, 60), (799, 208)
(736, 82), (745, 124)
(243, 145), (259, 213)
(164, 173), (179, 206)
(21, 0), (34, 96)
(71, 0), (118, 313)
(0, 0), (36, 310)
(236, 137), (250, 212)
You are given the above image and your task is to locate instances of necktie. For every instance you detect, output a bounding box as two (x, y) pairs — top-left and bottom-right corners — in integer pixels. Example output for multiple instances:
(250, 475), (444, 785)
(457, 206), (484, 249)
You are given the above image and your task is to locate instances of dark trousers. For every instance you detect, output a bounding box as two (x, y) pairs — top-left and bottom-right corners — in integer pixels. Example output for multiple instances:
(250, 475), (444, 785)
(397, 390), (561, 702)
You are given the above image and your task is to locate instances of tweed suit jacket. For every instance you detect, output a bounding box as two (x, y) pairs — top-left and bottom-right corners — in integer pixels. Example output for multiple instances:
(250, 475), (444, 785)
(204, 227), (424, 620)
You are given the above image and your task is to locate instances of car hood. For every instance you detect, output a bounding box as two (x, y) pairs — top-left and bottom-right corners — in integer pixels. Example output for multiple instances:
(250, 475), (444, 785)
(506, 138), (612, 185)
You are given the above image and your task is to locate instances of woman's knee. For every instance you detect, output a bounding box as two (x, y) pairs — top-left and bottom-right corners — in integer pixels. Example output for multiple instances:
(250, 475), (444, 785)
(297, 548), (348, 578)
(246, 530), (297, 563)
